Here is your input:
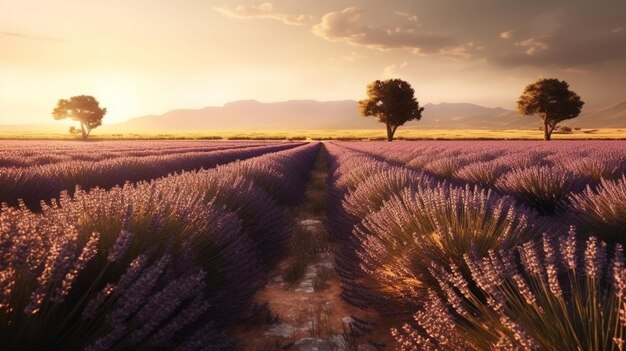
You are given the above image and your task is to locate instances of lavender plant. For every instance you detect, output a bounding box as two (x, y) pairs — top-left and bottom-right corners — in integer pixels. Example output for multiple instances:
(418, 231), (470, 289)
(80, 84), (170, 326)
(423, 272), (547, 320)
(0, 188), (256, 349)
(569, 175), (626, 242)
(495, 165), (579, 215)
(334, 161), (389, 193)
(324, 143), (384, 240)
(422, 158), (467, 179)
(406, 154), (437, 170)
(163, 171), (290, 266)
(558, 156), (621, 183)
(342, 168), (433, 219)
(351, 183), (546, 313)
(454, 160), (511, 188)
(393, 228), (626, 351)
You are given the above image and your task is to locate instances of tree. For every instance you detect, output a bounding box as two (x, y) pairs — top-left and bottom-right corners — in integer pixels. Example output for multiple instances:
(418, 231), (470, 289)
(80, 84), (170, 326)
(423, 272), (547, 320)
(359, 79), (424, 141)
(53, 95), (106, 139)
(517, 78), (584, 141)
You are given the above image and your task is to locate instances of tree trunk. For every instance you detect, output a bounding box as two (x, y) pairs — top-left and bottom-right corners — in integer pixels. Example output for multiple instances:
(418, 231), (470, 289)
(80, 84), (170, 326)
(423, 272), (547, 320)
(80, 122), (87, 140)
(548, 123), (557, 140)
(543, 116), (551, 141)
(386, 122), (393, 141)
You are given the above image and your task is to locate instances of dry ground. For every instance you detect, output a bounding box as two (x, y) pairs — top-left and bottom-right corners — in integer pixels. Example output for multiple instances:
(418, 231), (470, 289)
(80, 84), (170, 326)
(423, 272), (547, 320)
(233, 147), (394, 351)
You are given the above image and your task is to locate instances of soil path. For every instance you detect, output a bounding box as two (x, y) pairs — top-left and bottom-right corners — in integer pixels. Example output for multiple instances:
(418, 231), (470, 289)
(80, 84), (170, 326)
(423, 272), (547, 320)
(233, 145), (394, 351)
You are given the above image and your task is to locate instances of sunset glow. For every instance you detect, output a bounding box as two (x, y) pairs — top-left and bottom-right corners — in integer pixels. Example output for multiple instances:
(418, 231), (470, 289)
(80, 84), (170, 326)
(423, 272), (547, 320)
(1, 0), (625, 125)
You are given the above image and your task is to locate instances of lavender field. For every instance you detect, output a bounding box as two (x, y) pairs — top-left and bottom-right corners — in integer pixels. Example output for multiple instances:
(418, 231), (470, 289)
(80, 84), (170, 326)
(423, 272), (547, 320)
(1, 140), (626, 350)
(327, 141), (626, 350)
(0, 141), (318, 350)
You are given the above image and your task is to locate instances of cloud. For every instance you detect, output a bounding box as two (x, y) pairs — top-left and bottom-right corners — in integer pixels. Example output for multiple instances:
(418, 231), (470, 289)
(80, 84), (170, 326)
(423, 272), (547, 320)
(394, 10), (418, 22)
(214, 2), (314, 26)
(382, 61), (408, 78)
(514, 36), (549, 55)
(491, 7), (626, 69)
(438, 42), (482, 60)
(0, 31), (63, 42)
(499, 30), (513, 39)
(494, 28), (626, 68)
(312, 7), (468, 57)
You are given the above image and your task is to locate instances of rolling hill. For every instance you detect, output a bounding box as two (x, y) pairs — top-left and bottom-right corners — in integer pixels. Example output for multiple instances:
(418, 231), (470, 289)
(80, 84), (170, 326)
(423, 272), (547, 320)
(107, 100), (539, 131)
(574, 99), (626, 128)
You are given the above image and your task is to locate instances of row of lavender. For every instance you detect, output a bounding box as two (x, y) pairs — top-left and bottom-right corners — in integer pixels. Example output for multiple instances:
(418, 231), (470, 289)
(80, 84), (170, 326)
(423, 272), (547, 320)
(0, 140), (270, 168)
(344, 140), (626, 238)
(0, 142), (321, 350)
(326, 141), (626, 350)
(0, 142), (303, 209)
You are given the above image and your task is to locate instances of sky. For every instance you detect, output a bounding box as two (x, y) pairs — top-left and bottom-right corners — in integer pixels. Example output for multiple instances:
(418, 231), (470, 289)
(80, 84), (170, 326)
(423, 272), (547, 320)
(1, 0), (625, 124)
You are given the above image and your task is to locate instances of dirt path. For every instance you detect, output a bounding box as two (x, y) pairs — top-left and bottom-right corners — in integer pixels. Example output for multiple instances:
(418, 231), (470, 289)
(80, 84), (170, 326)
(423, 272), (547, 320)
(233, 145), (394, 351)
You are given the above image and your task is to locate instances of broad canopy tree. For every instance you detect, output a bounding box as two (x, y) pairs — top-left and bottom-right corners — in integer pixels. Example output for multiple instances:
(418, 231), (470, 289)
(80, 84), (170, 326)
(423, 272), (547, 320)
(53, 95), (106, 139)
(517, 78), (584, 141)
(359, 79), (424, 141)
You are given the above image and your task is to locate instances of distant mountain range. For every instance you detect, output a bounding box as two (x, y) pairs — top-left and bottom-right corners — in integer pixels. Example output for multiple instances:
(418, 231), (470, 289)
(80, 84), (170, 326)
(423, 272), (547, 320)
(104, 100), (531, 131)
(104, 99), (626, 131)
(3, 99), (626, 132)
(575, 99), (626, 128)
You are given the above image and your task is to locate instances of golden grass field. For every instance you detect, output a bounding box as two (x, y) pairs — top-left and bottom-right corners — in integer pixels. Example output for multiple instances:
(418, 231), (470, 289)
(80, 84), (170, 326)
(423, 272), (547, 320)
(0, 128), (624, 140)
